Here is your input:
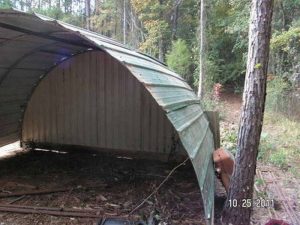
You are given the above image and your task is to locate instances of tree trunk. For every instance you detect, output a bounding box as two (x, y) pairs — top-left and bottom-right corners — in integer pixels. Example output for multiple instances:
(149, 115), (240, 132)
(171, 0), (181, 40)
(158, 39), (164, 62)
(158, 0), (164, 62)
(123, 0), (126, 44)
(221, 0), (274, 224)
(85, 0), (91, 30)
(56, 0), (60, 9)
(197, 0), (206, 98)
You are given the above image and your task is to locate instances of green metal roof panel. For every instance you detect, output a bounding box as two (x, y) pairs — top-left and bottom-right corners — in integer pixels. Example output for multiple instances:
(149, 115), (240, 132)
(126, 66), (192, 90)
(0, 9), (216, 222)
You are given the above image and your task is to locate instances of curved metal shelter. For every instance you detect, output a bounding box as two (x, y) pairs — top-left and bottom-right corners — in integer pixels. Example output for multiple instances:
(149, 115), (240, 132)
(0, 9), (215, 221)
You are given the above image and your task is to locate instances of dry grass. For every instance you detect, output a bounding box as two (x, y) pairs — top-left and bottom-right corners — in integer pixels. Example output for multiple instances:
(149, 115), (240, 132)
(260, 112), (300, 174)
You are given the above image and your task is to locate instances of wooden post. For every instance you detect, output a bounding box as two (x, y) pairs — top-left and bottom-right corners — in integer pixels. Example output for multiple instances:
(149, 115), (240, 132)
(205, 111), (220, 149)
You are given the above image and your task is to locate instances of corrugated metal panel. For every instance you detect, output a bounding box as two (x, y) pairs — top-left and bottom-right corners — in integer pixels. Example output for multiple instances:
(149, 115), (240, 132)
(22, 51), (181, 155)
(0, 9), (215, 221)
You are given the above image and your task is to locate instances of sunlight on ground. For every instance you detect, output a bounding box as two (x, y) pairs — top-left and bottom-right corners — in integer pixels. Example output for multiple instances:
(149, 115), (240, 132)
(0, 141), (22, 159)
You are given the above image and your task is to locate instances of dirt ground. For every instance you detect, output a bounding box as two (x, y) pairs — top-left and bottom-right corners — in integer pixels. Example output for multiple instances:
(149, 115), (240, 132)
(0, 146), (224, 225)
(0, 90), (299, 225)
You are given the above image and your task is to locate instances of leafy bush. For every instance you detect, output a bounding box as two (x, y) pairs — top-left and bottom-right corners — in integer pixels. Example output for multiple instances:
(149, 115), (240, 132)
(221, 128), (238, 156)
(258, 132), (275, 160)
(166, 39), (192, 80)
(265, 76), (291, 112)
(271, 27), (300, 52)
(0, 0), (12, 8)
(269, 150), (288, 169)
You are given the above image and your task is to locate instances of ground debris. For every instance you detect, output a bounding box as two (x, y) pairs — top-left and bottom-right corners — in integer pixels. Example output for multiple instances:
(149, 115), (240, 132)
(0, 150), (207, 225)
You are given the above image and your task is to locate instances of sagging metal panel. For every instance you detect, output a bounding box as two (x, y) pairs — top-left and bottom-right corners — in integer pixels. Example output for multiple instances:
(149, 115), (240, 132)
(0, 9), (215, 221)
(22, 51), (182, 156)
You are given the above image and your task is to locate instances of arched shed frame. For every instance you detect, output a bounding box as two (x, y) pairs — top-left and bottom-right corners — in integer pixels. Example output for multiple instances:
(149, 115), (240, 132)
(0, 9), (215, 221)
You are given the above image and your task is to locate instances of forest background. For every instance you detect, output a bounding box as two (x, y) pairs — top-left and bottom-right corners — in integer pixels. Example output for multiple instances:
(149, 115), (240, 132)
(1, 0), (300, 117)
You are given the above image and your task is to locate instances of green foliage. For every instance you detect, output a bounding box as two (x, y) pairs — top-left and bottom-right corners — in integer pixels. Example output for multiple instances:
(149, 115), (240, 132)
(265, 77), (291, 111)
(0, 0), (12, 8)
(166, 39), (192, 80)
(34, 7), (64, 19)
(258, 132), (275, 160)
(90, 1), (123, 40)
(254, 63), (262, 69)
(271, 27), (300, 52)
(269, 150), (288, 169)
(1, 0), (300, 92)
(131, 0), (172, 58)
(221, 128), (238, 156)
(202, 0), (249, 87)
(258, 112), (300, 171)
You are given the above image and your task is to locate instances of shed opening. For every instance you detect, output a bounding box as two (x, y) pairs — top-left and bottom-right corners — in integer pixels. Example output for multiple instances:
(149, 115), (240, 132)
(0, 9), (216, 222)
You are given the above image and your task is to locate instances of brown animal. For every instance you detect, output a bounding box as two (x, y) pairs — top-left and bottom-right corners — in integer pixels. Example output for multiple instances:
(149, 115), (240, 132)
(213, 148), (235, 193)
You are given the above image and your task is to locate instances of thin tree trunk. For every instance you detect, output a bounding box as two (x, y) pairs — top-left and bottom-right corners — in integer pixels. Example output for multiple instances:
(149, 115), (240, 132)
(56, 0), (60, 9)
(280, 2), (287, 30)
(85, 0), (91, 30)
(158, 39), (164, 62)
(20, 0), (24, 11)
(197, 0), (206, 98)
(158, 0), (164, 62)
(123, 0), (126, 44)
(171, 0), (181, 40)
(221, 0), (274, 224)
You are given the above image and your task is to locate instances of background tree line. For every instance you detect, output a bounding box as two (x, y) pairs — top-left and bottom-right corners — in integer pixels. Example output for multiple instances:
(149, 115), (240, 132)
(1, 0), (300, 114)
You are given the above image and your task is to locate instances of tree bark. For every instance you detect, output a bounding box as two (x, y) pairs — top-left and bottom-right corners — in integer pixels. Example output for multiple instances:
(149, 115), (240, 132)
(158, 0), (164, 62)
(123, 0), (126, 44)
(171, 0), (182, 40)
(221, 0), (274, 224)
(85, 0), (91, 30)
(56, 0), (60, 9)
(197, 0), (206, 98)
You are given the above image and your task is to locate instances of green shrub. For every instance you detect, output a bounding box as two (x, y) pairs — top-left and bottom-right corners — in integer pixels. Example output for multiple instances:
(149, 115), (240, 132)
(166, 39), (192, 80)
(221, 129), (238, 156)
(0, 0), (12, 8)
(266, 77), (291, 112)
(258, 132), (274, 160)
(269, 150), (288, 169)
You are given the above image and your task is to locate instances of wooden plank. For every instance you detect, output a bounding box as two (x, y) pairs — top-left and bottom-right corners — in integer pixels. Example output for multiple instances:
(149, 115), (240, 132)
(118, 58), (126, 148)
(84, 52), (90, 145)
(205, 111), (220, 149)
(105, 54), (112, 148)
(100, 52), (105, 147)
(90, 51), (97, 146)
(150, 97), (158, 152)
(56, 66), (64, 143)
(97, 52), (105, 146)
(142, 90), (150, 152)
(0, 205), (102, 218)
(112, 57), (119, 149)
(64, 59), (72, 144)
(39, 73), (46, 143)
(127, 72), (135, 150)
(78, 54), (85, 145)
